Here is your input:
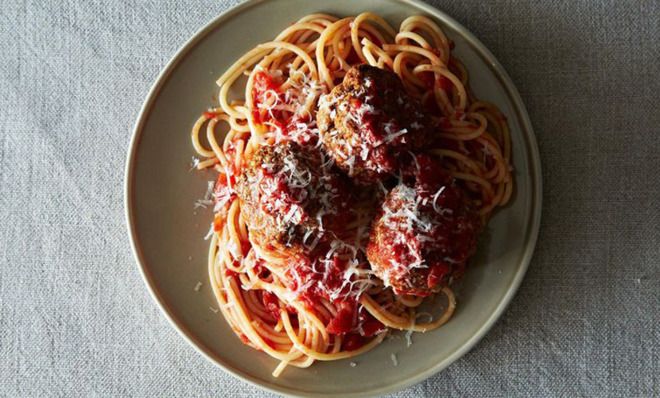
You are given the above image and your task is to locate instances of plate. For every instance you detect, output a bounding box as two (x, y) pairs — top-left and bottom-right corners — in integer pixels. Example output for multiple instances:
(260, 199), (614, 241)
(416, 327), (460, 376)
(124, 0), (542, 396)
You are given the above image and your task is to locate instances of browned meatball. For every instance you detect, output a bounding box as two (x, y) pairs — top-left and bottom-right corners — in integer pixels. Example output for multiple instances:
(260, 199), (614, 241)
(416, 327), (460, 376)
(366, 155), (481, 296)
(317, 65), (432, 184)
(237, 141), (351, 254)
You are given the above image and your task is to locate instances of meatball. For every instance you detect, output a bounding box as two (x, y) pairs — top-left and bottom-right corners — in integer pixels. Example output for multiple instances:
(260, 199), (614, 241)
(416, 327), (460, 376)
(237, 141), (350, 254)
(317, 64), (432, 184)
(366, 155), (481, 296)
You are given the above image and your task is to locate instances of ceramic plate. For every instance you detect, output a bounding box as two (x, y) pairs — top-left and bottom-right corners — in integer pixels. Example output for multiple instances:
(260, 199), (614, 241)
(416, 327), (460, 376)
(125, 0), (542, 396)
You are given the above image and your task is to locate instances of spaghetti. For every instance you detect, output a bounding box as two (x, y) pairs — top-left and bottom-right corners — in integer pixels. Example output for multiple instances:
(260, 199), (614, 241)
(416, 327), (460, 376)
(190, 12), (512, 376)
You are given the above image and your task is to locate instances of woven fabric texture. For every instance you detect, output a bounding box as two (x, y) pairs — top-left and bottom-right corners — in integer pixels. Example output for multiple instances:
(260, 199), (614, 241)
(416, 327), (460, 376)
(1, 1), (658, 396)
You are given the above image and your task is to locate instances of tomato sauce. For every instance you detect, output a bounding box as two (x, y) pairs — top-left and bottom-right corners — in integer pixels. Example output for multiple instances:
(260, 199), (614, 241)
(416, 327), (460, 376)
(437, 75), (452, 92)
(326, 300), (355, 334)
(342, 333), (365, 351)
(369, 155), (481, 295)
(262, 337), (277, 350)
(224, 269), (239, 278)
(257, 170), (312, 229)
(251, 71), (319, 145)
(284, 254), (385, 336)
(261, 291), (281, 318)
(203, 111), (216, 119)
(251, 71), (283, 124)
(339, 310), (386, 350)
(239, 333), (250, 345)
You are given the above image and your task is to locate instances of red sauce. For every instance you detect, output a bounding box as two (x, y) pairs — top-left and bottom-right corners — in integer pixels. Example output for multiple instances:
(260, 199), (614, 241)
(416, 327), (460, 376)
(368, 155), (481, 296)
(261, 291), (281, 318)
(342, 333), (366, 351)
(253, 261), (270, 279)
(346, 96), (401, 173)
(239, 333), (250, 345)
(223, 140), (241, 169)
(326, 300), (355, 334)
(262, 337), (277, 350)
(250, 71), (319, 145)
(337, 309), (385, 349)
(416, 158), (480, 273)
(438, 117), (453, 130)
(422, 93), (441, 115)
(203, 111), (219, 119)
(251, 71), (283, 124)
(418, 71), (434, 89)
(212, 173), (237, 236)
(359, 311), (386, 336)
(284, 255), (384, 336)
(369, 35), (382, 47)
(286, 113), (318, 145)
(418, 72), (451, 92)
(288, 256), (347, 302)
(213, 172), (236, 204)
(213, 215), (223, 232)
(426, 262), (452, 290)
(437, 75), (452, 92)
(287, 311), (300, 328)
(345, 50), (362, 65)
(224, 269), (239, 278)
(257, 171), (311, 225)
(214, 173), (228, 194)
(435, 136), (461, 153)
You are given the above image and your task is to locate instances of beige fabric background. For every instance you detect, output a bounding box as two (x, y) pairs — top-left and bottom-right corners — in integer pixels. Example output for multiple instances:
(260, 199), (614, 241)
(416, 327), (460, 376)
(1, 0), (658, 396)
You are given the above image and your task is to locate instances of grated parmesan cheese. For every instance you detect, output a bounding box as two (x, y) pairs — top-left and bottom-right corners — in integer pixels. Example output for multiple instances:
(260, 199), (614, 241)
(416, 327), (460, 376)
(189, 156), (200, 171)
(194, 180), (216, 209)
(203, 222), (215, 240)
(431, 186), (447, 214)
(405, 330), (413, 347)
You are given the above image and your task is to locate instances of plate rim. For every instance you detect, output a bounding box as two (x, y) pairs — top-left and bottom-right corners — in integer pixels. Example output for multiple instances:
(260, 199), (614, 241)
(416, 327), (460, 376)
(124, 0), (543, 396)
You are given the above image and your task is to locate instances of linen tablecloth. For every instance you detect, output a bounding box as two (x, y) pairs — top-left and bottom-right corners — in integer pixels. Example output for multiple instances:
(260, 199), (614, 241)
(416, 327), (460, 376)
(1, 1), (658, 396)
